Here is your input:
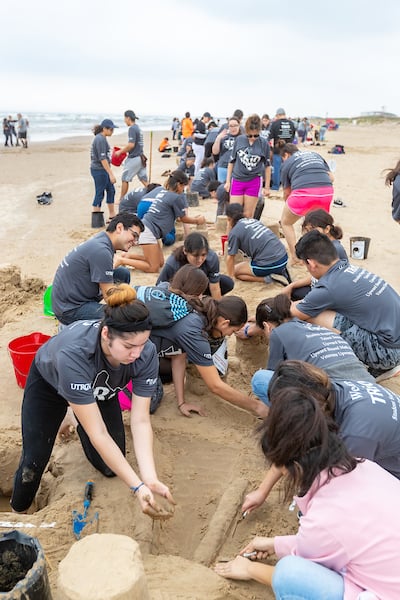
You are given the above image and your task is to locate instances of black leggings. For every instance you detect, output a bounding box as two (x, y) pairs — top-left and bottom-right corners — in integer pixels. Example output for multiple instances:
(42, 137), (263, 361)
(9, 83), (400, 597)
(11, 362), (125, 512)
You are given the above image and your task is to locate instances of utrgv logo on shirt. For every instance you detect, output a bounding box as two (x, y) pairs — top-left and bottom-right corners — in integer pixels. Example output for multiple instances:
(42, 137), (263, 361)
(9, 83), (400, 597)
(146, 378), (157, 385)
(70, 383), (92, 391)
(237, 148), (261, 171)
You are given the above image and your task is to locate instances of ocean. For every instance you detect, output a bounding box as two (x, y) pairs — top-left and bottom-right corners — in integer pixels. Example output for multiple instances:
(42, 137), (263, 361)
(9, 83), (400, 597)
(1, 111), (172, 142)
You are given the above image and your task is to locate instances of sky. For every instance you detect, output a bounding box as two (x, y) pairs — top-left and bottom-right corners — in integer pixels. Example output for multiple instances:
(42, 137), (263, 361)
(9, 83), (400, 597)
(1, 0), (399, 119)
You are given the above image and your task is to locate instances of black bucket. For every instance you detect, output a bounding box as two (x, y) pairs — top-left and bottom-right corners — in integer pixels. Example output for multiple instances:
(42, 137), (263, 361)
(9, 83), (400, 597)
(91, 211), (105, 228)
(0, 530), (52, 599)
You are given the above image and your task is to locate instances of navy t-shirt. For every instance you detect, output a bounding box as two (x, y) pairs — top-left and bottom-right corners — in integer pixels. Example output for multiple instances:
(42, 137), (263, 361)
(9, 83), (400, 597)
(281, 151), (332, 189)
(52, 232), (114, 316)
(91, 134), (110, 170)
(228, 218), (286, 265)
(297, 260), (400, 348)
(333, 379), (400, 478)
(142, 188), (188, 239)
(35, 320), (159, 405)
(230, 135), (270, 181)
(157, 250), (221, 286)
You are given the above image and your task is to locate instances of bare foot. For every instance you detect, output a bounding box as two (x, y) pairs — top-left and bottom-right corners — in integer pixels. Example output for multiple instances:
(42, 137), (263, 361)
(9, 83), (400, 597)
(214, 556), (251, 581)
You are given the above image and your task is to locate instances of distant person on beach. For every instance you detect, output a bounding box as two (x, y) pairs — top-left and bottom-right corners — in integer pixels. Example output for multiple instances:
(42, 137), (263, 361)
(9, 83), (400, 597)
(7, 115), (18, 145)
(181, 111), (194, 141)
(292, 230), (400, 379)
(51, 213), (142, 325)
(114, 170), (205, 273)
(283, 208), (348, 300)
(116, 110), (148, 202)
(3, 118), (12, 146)
(225, 203), (290, 285)
(90, 118), (119, 222)
(171, 117), (180, 140)
(215, 381), (400, 599)
(260, 113), (270, 141)
(212, 116), (242, 183)
(192, 112), (212, 174)
(156, 232), (234, 298)
(384, 159), (400, 223)
(11, 284), (174, 515)
(279, 143), (334, 264)
(17, 113), (29, 148)
(204, 121), (219, 159)
(269, 107), (296, 190)
(135, 276), (268, 418)
(190, 156), (216, 198)
(158, 137), (172, 153)
(177, 152), (196, 180)
(225, 114), (271, 218)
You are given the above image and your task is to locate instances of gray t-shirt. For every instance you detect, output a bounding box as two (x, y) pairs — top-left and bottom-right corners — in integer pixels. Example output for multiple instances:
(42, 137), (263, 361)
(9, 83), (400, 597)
(268, 319), (374, 382)
(333, 379), (400, 478)
(35, 320), (159, 405)
(157, 250), (221, 285)
(142, 189), (188, 239)
(218, 134), (239, 168)
(150, 312), (214, 367)
(52, 232), (114, 317)
(127, 124), (143, 158)
(297, 260), (400, 348)
(281, 151), (332, 189)
(91, 133), (111, 170)
(227, 218), (286, 265)
(119, 187), (147, 213)
(230, 135), (270, 181)
(191, 167), (216, 197)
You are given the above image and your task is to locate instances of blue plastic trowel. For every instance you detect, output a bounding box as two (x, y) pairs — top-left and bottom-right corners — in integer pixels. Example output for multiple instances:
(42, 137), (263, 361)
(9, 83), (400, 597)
(72, 481), (99, 539)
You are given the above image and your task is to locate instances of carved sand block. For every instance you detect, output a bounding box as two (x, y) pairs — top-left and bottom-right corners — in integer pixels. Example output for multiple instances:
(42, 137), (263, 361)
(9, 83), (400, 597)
(58, 534), (149, 600)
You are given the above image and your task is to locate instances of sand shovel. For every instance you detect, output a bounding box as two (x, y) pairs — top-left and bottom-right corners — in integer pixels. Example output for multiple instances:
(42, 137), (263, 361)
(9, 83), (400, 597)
(72, 481), (99, 539)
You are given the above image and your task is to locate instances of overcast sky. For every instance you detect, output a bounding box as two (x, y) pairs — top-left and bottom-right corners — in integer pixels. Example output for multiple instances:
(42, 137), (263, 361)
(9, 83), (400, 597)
(1, 0), (399, 118)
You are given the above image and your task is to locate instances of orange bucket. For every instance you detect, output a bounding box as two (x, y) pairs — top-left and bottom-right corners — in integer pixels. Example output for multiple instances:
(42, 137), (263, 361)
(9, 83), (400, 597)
(8, 332), (51, 388)
(111, 146), (127, 167)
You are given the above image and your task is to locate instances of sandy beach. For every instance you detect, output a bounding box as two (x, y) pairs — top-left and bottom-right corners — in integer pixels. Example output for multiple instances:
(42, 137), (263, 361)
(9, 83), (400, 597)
(0, 122), (399, 598)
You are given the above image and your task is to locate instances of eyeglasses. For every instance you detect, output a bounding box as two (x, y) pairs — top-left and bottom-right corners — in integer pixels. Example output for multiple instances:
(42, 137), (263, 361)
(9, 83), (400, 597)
(128, 228), (140, 242)
(247, 134), (260, 139)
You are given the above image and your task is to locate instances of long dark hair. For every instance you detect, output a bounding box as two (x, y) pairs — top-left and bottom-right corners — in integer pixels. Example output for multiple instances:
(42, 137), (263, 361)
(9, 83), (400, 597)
(302, 209), (343, 240)
(166, 170), (188, 192)
(384, 160), (400, 186)
(255, 295), (291, 328)
(258, 386), (359, 500)
(169, 265), (208, 297)
(173, 232), (209, 265)
(225, 203), (244, 227)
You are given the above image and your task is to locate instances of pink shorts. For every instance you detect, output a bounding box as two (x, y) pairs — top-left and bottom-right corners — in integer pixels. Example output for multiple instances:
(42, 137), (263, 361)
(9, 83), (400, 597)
(287, 186), (333, 216)
(230, 176), (263, 198)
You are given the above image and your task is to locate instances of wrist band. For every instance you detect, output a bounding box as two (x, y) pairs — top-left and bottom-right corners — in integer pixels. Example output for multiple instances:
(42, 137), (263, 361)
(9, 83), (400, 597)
(244, 324), (251, 338)
(131, 482), (145, 494)
(178, 402), (185, 408)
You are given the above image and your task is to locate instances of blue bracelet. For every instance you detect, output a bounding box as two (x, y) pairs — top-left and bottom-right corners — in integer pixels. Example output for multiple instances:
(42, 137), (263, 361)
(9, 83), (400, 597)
(244, 324), (251, 338)
(131, 482), (145, 494)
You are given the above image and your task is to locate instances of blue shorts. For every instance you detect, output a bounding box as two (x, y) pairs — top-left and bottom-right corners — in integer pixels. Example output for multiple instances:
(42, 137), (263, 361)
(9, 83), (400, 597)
(250, 254), (288, 277)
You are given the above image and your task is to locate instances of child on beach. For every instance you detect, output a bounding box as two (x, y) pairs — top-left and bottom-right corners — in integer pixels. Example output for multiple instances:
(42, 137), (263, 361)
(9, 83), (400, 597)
(216, 383), (400, 598)
(114, 170), (206, 273)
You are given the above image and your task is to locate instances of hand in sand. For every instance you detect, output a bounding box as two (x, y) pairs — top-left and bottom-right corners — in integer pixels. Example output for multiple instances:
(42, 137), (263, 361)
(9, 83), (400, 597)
(113, 252), (128, 269)
(136, 485), (175, 520)
(147, 480), (176, 506)
(178, 402), (207, 418)
(58, 408), (77, 441)
(214, 556), (252, 581)
(242, 488), (267, 514)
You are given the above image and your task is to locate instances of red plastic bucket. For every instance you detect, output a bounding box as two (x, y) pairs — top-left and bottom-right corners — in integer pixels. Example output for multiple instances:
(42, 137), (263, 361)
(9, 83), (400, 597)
(221, 235), (228, 254)
(8, 332), (51, 388)
(111, 146), (127, 167)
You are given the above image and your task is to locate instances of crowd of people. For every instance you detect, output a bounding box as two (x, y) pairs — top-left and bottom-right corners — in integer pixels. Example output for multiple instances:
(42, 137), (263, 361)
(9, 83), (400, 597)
(2, 113), (29, 148)
(10, 107), (400, 599)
